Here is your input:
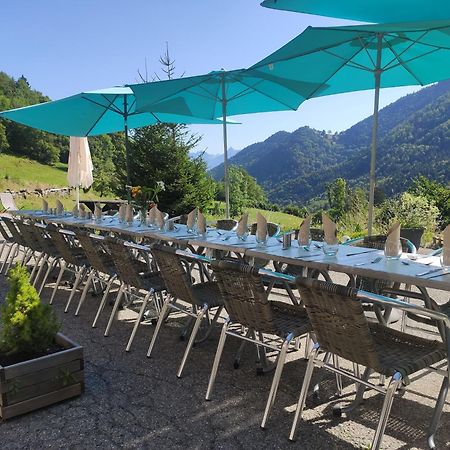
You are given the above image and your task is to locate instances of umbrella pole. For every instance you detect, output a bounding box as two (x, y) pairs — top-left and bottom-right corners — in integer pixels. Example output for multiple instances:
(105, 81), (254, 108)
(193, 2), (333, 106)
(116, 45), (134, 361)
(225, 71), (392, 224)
(221, 77), (230, 219)
(367, 34), (383, 236)
(124, 95), (131, 187)
(76, 185), (80, 209)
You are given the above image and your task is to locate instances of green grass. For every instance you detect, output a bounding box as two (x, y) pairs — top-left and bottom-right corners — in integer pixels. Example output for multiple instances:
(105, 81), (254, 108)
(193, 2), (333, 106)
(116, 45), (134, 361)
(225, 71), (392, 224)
(0, 154), (69, 191)
(0, 154), (111, 210)
(205, 204), (302, 232)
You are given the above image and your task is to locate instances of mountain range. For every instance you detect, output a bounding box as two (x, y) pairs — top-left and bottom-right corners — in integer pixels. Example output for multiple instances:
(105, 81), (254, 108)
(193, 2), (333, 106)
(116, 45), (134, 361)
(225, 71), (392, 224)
(210, 80), (450, 204)
(190, 147), (239, 170)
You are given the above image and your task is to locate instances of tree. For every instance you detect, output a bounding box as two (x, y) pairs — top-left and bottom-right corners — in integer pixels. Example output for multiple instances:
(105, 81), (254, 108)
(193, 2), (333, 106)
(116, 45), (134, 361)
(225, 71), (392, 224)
(326, 178), (347, 221)
(128, 124), (215, 215)
(0, 122), (9, 153)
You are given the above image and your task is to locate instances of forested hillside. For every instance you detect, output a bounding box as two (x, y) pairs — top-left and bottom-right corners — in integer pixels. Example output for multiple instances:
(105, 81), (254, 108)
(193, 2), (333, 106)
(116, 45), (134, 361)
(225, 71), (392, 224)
(211, 80), (450, 204)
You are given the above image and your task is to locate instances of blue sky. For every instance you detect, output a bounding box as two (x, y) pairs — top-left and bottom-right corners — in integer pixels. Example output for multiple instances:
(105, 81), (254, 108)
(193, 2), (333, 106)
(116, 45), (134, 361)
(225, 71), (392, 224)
(1, 0), (418, 154)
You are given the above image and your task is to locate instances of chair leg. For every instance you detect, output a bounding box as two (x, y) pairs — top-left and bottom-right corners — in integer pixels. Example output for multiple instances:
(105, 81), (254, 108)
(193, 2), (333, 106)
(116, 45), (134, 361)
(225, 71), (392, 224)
(427, 375), (449, 449)
(92, 275), (117, 328)
(64, 268), (85, 313)
(289, 345), (320, 441)
(261, 333), (294, 429)
(147, 296), (172, 357)
(30, 253), (44, 283)
(4, 244), (19, 273)
(205, 319), (230, 401)
(49, 261), (66, 304)
(371, 372), (402, 450)
(177, 304), (208, 378)
(333, 354), (344, 397)
(104, 284), (125, 336)
(35, 255), (52, 290)
(1, 243), (14, 273)
(75, 270), (94, 316)
(336, 367), (372, 415)
(125, 290), (153, 352)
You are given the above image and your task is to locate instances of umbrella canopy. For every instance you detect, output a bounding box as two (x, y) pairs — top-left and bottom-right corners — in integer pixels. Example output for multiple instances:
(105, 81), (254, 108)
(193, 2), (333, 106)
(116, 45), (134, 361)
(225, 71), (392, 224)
(130, 68), (326, 217)
(0, 87), (225, 185)
(68, 137), (94, 208)
(261, 0), (450, 23)
(251, 20), (450, 234)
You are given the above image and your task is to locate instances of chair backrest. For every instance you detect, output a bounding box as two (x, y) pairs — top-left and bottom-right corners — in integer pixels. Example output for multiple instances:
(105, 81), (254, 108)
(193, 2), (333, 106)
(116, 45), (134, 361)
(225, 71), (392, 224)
(75, 230), (113, 275)
(0, 193), (18, 211)
(45, 224), (81, 266)
(0, 218), (11, 241)
(350, 234), (414, 253)
(150, 244), (196, 304)
(211, 259), (277, 333)
(216, 219), (238, 231)
(1, 216), (26, 247)
(103, 236), (146, 289)
(296, 277), (382, 370)
(250, 222), (280, 237)
(14, 220), (41, 252)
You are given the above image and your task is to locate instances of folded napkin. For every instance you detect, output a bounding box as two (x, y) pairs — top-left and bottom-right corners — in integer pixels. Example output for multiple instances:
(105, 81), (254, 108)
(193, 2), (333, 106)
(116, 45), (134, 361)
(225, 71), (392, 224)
(42, 199), (49, 213)
(442, 224), (450, 266)
(118, 204), (126, 222)
(187, 208), (197, 230)
(197, 211), (207, 235)
(322, 212), (337, 244)
(79, 203), (86, 219)
(298, 215), (312, 245)
(155, 207), (165, 230)
(148, 205), (157, 225)
(385, 222), (401, 257)
(94, 203), (102, 220)
(256, 212), (268, 242)
(55, 200), (64, 215)
(237, 213), (248, 237)
(125, 204), (134, 223)
(72, 205), (79, 218)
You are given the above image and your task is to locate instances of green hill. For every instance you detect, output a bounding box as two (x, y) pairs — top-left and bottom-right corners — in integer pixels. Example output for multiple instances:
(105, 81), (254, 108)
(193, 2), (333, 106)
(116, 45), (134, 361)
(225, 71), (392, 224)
(211, 80), (450, 204)
(0, 154), (68, 191)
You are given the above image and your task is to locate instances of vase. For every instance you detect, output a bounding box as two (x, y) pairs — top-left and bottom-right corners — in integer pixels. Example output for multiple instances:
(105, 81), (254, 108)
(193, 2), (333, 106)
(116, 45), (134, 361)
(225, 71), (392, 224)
(139, 209), (147, 226)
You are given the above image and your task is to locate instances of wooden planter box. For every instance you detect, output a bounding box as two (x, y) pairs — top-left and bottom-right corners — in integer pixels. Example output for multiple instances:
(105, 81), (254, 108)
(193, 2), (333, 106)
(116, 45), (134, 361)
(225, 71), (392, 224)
(0, 333), (84, 420)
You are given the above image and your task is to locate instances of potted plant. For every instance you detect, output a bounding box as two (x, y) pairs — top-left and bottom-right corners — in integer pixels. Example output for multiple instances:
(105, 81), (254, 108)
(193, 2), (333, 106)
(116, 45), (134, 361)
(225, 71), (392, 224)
(130, 181), (166, 225)
(0, 264), (84, 419)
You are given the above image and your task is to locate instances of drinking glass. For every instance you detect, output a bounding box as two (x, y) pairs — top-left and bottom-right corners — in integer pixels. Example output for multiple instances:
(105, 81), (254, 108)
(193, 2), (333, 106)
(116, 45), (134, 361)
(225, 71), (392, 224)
(298, 233), (311, 249)
(440, 251), (450, 272)
(256, 233), (267, 247)
(384, 240), (402, 260)
(322, 242), (339, 257)
(236, 229), (248, 241)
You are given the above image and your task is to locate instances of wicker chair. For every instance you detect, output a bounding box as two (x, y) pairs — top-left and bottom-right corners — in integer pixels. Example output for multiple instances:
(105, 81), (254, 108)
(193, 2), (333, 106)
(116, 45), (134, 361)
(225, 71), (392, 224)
(216, 219), (238, 231)
(147, 244), (224, 378)
(344, 234), (416, 324)
(73, 230), (118, 321)
(290, 277), (447, 449)
(100, 237), (166, 349)
(250, 221), (281, 237)
(0, 192), (18, 212)
(0, 216), (30, 273)
(44, 224), (90, 310)
(0, 217), (15, 272)
(207, 259), (312, 429)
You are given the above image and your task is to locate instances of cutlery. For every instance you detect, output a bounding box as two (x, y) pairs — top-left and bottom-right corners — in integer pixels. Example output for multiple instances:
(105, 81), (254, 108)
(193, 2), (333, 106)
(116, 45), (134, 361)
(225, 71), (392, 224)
(295, 253), (322, 259)
(314, 243), (322, 249)
(354, 256), (382, 266)
(425, 271), (450, 280)
(345, 249), (378, 257)
(401, 260), (410, 265)
(416, 267), (443, 277)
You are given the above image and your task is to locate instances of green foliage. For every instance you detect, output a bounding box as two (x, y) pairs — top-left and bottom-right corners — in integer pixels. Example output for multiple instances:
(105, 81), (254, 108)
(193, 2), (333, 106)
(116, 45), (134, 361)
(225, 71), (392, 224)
(0, 264), (60, 356)
(226, 166), (268, 216)
(327, 178), (347, 221)
(127, 124), (215, 215)
(0, 122), (9, 152)
(282, 204), (308, 217)
(408, 176), (450, 228)
(377, 192), (439, 244)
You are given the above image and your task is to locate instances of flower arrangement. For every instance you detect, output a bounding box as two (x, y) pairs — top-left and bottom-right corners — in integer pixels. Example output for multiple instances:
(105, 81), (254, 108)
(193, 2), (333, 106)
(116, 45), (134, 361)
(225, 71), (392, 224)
(130, 181), (165, 211)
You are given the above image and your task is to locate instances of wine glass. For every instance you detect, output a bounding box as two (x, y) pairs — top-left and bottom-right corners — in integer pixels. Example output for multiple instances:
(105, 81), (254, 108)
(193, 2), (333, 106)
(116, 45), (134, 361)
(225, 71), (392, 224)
(322, 242), (339, 256)
(298, 233), (311, 249)
(440, 251), (450, 272)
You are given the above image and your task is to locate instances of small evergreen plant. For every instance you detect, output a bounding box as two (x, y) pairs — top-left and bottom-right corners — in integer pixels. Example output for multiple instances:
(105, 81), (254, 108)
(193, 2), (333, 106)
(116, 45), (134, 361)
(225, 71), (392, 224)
(0, 264), (60, 356)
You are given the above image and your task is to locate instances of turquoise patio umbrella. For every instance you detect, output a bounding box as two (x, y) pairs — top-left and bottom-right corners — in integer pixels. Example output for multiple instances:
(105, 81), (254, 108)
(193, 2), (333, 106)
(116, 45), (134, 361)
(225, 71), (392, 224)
(261, 0), (450, 23)
(0, 87), (225, 185)
(251, 20), (450, 234)
(130, 68), (325, 218)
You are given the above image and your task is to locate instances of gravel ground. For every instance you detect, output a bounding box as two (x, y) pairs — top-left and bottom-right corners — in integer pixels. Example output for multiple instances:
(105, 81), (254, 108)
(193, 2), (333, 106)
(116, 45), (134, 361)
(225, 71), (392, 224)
(0, 268), (449, 450)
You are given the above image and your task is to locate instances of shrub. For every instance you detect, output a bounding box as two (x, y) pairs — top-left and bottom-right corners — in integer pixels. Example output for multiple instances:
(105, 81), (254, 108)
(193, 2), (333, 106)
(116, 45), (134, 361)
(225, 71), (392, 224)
(0, 264), (60, 356)
(377, 193), (439, 245)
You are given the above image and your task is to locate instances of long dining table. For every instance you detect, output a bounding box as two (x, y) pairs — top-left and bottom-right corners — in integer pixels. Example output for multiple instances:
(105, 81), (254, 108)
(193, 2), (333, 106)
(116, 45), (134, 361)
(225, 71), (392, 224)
(13, 210), (450, 296)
